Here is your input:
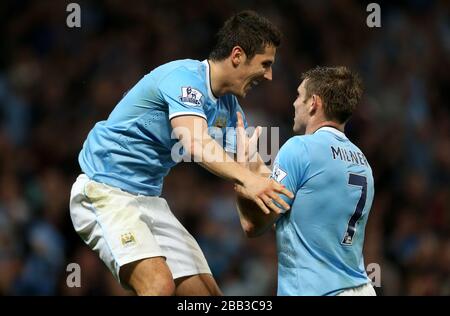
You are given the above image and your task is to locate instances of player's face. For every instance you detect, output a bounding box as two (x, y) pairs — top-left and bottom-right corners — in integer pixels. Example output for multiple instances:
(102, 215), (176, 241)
(293, 80), (310, 134)
(235, 45), (276, 98)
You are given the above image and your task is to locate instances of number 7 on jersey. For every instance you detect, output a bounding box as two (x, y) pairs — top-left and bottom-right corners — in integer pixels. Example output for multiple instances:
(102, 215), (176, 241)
(342, 174), (367, 245)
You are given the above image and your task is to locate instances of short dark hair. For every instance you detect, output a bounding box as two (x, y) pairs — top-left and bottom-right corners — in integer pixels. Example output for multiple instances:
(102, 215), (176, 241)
(301, 66), (363, 123)
(209, 10), (282, 61)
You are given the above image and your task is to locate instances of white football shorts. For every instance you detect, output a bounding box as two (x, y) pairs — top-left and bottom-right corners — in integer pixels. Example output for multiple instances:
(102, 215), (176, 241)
(69, 174), (211, 285)
(337, 282), (377, 296)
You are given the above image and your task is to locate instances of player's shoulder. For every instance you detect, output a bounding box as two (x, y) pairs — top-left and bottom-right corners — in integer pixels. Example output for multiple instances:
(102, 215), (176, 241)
(278, 135), (308, 157)
(278, 134), (327, 164)
(283, 134), (312, 148)
(275, 136), (311, 174)
(151, 59), (205, 83)
(156, 58), (202, 71)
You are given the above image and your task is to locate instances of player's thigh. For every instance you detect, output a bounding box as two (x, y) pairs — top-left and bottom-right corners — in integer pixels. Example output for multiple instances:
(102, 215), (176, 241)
(70, 175), (165, 286)
(175, 273), (222, 296)
(138, 196), (213, 279)
(120, 257), (175, 296)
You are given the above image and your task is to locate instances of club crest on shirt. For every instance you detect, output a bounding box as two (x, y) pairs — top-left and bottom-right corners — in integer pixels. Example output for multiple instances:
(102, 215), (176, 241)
(272, 163), (287, 183)
(213, 115), (227, 128)
(179, 86), (203, 107)
(120, 232), (137, 247)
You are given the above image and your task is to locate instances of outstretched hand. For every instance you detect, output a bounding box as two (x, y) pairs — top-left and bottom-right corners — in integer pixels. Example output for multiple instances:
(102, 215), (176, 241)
(235, 176), (294, 215)
(236, 111), (262, 168)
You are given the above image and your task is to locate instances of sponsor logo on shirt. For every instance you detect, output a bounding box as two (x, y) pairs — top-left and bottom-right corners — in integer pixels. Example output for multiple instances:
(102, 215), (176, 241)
(179, 86), (203, 107)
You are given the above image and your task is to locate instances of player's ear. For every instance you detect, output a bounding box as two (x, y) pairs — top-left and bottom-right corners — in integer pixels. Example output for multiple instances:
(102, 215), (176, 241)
(231, 46), (245, 68)
(309, 94), (319, 115)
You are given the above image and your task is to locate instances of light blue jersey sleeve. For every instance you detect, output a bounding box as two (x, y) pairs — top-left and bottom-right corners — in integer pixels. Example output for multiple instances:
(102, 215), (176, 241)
(271, 137), (309, 210)
(224, 100), (248, 153)
(158, 68), (207, 121)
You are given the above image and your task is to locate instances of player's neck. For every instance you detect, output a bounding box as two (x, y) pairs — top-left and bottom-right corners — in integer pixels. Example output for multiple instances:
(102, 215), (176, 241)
(208, 59), (237, 97)
(207, 59), (227, 97)
(307, 120), (344, 135)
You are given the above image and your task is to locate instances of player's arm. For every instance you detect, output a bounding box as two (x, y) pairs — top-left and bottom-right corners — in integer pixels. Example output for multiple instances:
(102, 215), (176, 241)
(234, 111), (271, 176)
(171, 115), (249, 181)
(171, 115), (294, 214)
(249, 154), (272, 176)
(234, 137), (303, 237)
(235, 190), (281, 237)
(232, 112), (286, 236)
(232, 141), (270, 176)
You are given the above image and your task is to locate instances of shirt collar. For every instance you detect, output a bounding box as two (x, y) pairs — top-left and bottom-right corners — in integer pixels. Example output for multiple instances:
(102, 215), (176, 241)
(202, 60), (218, 102)
(315, 126), (348, 139)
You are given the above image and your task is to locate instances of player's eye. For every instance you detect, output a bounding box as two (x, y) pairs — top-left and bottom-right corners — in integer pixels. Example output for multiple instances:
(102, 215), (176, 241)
(262, 62), (272, 69)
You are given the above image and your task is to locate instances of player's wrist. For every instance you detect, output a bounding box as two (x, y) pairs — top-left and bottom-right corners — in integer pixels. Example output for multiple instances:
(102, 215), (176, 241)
(248, 160), (262, 173)
(235, 166), (255, 186)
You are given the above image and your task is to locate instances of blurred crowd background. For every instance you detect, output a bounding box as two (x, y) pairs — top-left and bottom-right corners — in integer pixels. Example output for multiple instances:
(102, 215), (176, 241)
(0, 0), (449, 296)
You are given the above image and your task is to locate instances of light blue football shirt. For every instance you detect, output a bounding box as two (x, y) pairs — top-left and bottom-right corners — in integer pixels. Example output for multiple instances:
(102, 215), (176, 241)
(271, 127), (374, 296)
(79, 59), (247, 196)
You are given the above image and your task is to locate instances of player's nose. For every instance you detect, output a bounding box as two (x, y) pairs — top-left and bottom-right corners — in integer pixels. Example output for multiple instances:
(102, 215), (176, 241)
(264, 67), (272, 81)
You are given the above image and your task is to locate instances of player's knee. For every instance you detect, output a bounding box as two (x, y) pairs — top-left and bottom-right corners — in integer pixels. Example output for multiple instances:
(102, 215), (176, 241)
(209, 284), (223, 296)
(205, 276), (223, 296)
(121, 258), (176, 296)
